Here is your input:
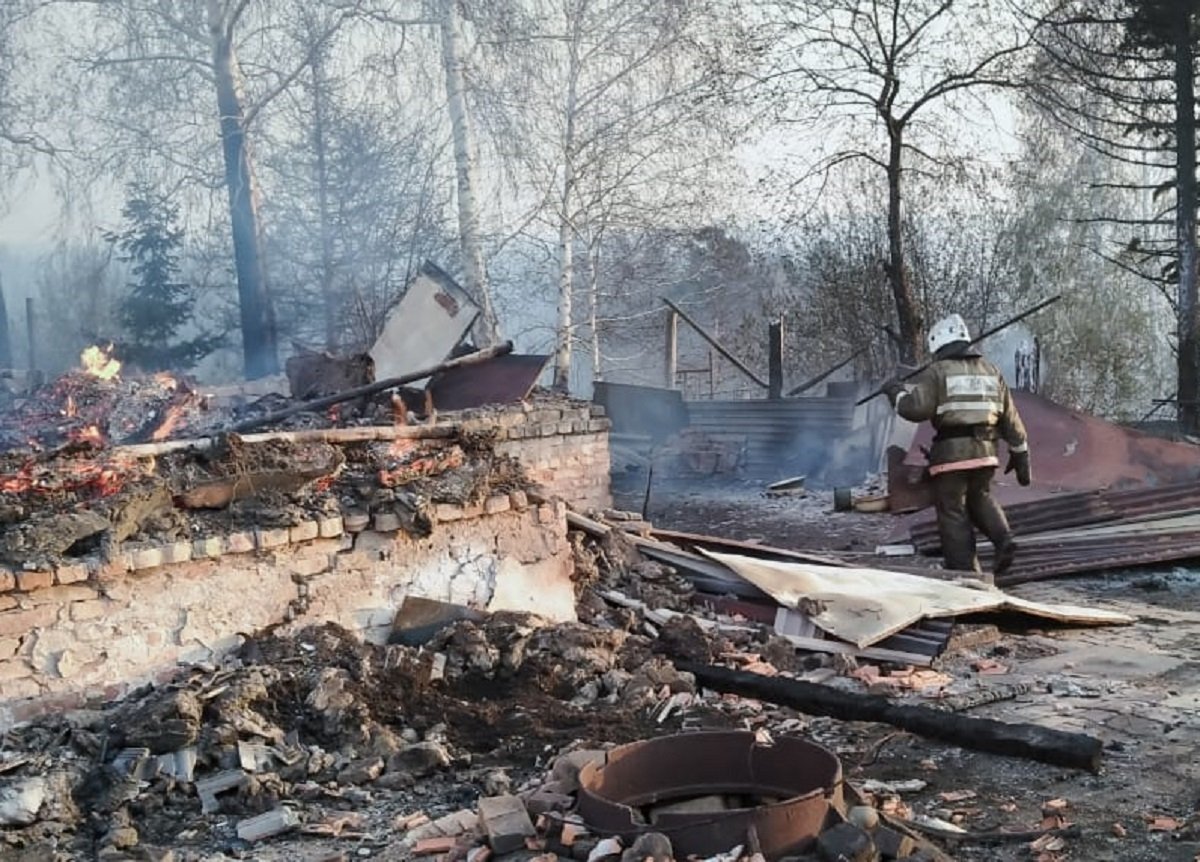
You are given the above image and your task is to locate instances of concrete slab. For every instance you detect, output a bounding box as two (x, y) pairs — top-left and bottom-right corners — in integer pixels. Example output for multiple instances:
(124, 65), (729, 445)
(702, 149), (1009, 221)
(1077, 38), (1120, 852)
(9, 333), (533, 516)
(1022, 645), (1185, 679)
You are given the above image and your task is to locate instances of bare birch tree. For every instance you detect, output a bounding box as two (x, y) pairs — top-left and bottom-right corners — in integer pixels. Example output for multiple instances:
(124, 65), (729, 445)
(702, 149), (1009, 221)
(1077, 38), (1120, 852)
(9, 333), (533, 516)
(485, 0), (735, 390)
(757, 0), (1030, 363)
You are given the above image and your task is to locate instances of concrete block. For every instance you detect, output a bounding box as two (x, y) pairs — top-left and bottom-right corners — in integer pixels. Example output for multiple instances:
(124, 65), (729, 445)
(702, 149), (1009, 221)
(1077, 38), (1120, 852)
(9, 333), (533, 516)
(478, 794), (536, 854)
(289, 521), (320, 543)
(255, 528), (290, 550)
(161, 541), (192, 565)
(587, 418), (612, 432)
(0, 567), (14, 592)
(0, 638), (20, 660)
(374, 512), (402, 533)
(589, 404), (607, 417)
(14, 570), (53, 592)
(236, 807), (300, 842)
(54, 563), (89, 585)
(509, 490), (529, 511)
(196, 769), (248, 814)
(130, 547), (165, 571)
(0, 597), (16, 612)
(291, 552), (331, 579)
(317, 516), (344, 538)
(436, 504), (465, 523)
(343, 511), (371, 532)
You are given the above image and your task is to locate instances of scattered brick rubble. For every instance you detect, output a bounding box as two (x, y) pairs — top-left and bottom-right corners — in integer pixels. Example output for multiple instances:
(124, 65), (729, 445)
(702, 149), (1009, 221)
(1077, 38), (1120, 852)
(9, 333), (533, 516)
(0, 504), (974, 862)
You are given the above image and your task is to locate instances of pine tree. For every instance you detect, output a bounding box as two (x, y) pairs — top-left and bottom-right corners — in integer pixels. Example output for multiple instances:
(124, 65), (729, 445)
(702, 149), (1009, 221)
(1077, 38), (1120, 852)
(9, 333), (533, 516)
(105, 184), (222, 371)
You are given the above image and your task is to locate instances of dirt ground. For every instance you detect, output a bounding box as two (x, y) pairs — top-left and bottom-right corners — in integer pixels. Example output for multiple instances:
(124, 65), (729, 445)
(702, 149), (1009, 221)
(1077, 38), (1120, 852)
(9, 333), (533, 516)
(620, 479), (1200, 861)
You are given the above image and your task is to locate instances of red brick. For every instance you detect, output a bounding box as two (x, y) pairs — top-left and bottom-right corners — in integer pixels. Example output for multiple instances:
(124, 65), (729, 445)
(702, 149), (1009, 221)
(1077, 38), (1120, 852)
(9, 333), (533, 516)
(14, 569), (54, 592)
(0, 605), (58, 638)
(413, 837), (460, 856)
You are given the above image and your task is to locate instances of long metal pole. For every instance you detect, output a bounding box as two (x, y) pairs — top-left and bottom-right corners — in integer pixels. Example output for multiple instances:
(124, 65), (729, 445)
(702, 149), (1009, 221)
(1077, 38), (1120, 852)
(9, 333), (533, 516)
(856, 295), (1062, 406)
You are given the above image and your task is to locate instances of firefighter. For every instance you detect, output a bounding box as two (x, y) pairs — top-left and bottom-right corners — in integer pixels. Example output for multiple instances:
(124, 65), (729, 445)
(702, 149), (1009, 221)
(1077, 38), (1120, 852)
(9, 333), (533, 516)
(882, 314), (1031, 575)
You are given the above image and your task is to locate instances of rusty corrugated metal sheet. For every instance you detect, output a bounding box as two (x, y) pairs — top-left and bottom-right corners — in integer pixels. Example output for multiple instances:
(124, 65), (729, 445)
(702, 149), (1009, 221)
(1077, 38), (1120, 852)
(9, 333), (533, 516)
(909, 478), (1200, 583)
(685, 398), (856, 476)
(427, 354), (549, 411)
(904, 391), (1200, 508)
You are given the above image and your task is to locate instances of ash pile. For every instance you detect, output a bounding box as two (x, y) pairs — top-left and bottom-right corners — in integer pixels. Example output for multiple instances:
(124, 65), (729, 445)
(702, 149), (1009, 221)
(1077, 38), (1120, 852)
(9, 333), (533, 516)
(0, 605), (945, 862)
(0, 501), (998, 862)
(0, 345), (534, 570)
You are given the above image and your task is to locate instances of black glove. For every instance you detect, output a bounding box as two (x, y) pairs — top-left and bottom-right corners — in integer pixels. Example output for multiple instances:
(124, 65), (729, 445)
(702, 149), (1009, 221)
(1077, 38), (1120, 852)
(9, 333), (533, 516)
(1005, 449), (1031, 486)
(881, 378), (905, 405)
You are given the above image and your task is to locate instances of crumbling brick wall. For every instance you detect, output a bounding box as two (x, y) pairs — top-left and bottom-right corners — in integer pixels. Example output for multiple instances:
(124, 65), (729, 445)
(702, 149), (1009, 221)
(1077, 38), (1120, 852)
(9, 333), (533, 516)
(0, 494), (574, 729)
(493, 402), (612, 511)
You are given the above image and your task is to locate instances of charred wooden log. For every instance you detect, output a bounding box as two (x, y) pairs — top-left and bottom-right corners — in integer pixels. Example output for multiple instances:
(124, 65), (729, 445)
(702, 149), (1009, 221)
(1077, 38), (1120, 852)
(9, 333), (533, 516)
(677, 662), (1103, 772)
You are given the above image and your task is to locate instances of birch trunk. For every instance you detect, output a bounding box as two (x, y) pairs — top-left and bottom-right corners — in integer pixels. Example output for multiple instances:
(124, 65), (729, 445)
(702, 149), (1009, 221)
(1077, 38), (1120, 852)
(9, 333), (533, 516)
(552, 28), (580, 392)
(207, 0), (279, 379)
(439, 0), (500, 345)
(587, 237), (601, 383)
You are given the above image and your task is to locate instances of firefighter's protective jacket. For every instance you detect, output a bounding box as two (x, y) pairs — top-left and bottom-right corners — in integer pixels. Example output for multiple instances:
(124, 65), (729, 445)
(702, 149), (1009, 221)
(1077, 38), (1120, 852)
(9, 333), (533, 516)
(894, 352), (1028, 475)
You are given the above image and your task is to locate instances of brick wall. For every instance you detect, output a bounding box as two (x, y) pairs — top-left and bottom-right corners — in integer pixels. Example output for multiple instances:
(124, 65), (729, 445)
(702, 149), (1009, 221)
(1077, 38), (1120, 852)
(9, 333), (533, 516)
(0, 398), (610, 728)
(481, 400), (612, 512)
(0, 495), (572, 729)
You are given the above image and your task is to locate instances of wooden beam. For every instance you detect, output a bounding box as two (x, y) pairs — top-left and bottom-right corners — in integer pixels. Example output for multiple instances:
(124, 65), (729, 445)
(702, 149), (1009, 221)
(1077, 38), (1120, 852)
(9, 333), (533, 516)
(678, 662), (1103, 772)
(661, 298), (768, 389)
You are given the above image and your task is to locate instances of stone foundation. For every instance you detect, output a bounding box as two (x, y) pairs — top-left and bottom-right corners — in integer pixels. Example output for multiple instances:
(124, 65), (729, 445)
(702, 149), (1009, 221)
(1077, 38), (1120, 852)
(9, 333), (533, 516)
(0, 399), (611, 728)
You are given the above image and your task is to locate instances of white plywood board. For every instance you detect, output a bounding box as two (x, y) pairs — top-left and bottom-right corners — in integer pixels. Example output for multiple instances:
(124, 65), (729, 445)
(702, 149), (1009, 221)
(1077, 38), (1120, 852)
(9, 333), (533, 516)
(705, 551), (1132, 648)
(370, 262), (480, 384)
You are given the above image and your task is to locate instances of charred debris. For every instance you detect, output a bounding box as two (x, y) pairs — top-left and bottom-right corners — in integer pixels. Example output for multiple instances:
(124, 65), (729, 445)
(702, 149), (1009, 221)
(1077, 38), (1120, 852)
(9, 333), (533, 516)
(0, 331), (1198, 862)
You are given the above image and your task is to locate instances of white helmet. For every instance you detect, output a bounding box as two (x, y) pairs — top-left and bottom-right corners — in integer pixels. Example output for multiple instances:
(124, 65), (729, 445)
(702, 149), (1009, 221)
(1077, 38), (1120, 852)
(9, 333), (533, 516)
(927, 313), (971, 356)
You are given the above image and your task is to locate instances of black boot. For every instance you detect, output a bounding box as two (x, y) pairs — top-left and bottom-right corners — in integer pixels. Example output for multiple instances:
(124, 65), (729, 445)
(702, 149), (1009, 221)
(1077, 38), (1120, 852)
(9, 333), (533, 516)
(993, 536), (1017, 576)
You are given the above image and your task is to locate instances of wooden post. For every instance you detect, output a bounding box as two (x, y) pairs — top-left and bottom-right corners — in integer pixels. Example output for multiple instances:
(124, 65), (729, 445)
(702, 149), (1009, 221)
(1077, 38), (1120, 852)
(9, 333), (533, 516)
(25, 297), (35, 372)
(665, 309), (678, 389)
(768, 318), (784, 399)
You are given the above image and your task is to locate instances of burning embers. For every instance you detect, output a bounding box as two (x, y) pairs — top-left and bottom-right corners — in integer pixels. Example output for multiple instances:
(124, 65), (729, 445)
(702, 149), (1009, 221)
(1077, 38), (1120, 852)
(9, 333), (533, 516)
(0, 346), (202, 453)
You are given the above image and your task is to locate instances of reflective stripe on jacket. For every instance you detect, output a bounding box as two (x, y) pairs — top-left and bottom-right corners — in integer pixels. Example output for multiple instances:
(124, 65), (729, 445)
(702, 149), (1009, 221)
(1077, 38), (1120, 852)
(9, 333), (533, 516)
(895, 355), (1028, 471)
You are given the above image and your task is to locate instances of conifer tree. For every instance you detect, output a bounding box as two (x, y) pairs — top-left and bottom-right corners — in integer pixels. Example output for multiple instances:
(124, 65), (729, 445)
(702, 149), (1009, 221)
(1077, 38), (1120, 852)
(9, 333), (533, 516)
(106, 184), (223, 371)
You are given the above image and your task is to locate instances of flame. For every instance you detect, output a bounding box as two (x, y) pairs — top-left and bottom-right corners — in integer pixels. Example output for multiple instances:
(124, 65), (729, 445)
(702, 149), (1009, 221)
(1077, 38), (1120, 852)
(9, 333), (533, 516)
(81, 345), (121, 381)
(149, 404), (187, 442)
